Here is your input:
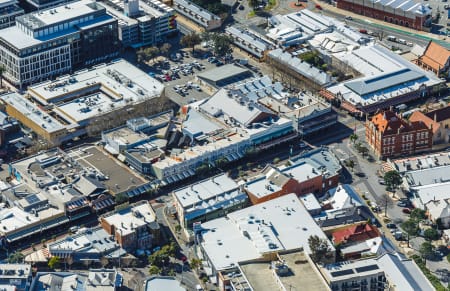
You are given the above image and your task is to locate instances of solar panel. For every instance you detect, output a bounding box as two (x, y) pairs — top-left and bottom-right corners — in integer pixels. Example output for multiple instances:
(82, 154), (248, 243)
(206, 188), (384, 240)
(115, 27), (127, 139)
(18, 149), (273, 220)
(330, 269), (354, 277)
(25, 194), (41, 204)
(356, 265), (379, 273)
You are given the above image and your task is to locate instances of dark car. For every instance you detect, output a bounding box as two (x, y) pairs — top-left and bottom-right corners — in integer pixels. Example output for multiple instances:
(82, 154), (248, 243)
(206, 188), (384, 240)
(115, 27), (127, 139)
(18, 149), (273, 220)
(402, 208), (411, 214)
(239, 5), (244, 10)
(386, 223), (397, 229)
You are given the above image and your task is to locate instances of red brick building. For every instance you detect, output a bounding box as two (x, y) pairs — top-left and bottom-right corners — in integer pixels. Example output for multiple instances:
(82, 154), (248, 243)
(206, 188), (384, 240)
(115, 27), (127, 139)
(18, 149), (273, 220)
(366, 110), (432, 159)
(244, 148), (342, 204)
(337, 0), (431, 31)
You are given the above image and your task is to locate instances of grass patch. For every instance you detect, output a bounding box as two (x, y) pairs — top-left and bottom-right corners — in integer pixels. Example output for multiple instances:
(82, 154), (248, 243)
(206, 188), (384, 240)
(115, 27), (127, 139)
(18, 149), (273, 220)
(247, 10), (256, 17)
(411, 255), (446, 291)
(265, 0), (277, 10)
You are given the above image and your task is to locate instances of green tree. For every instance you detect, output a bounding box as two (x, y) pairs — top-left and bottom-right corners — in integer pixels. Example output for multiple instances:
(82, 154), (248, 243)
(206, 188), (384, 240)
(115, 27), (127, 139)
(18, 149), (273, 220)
(211, 34), (233, 57)
(0, 65), (6, 88)
(349, 133), (358, 144)
(48, 256), (61, 269)
(149, 265), (161, 275)
(358, 146), (369, 157)
(189, 258), (202, 273)
(180, 33), (202, 53)
(383, 170), (402, 192)
(175, 224), (182, 233)
(401, 219), (419, 247)
(160, 43), (172, 58)
(195, 162), (211, 177)
(419, 241), (435, 263)
(145, 47), (160, 63)
(308, 235), (332, 265)
(248, 0), (259, 10)
(347, 160), (355, 172)
(410, 208), (426, 222)
(424, 228), (439, 241)
(7, 252), (24, 263)
(115, 192), (129, 204)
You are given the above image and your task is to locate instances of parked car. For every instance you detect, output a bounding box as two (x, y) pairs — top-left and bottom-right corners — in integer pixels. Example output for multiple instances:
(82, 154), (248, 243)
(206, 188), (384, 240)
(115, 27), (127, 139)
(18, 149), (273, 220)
(386, 223), (397, 229)
(315, 4), (322, 9)
(345, 16), (353, 20)
(378, 179), (386, 185)
(239, 5), (244, 10)
(359, 29), (368, 34)
(397, 201), (407, 207)
(402, 208), (411, 214)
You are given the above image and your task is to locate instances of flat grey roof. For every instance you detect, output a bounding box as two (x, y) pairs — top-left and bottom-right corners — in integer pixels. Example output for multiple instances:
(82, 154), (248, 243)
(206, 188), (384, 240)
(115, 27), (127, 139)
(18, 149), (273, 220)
(406, 165), (450, 187)
(197, 64), (251, 83)
(344, 68), (425, 96)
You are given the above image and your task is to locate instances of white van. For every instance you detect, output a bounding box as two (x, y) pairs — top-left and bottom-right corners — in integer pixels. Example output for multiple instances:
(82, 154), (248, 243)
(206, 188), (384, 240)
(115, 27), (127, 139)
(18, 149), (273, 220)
(397, 39), (407, 45)
(387, 35), (396, 42)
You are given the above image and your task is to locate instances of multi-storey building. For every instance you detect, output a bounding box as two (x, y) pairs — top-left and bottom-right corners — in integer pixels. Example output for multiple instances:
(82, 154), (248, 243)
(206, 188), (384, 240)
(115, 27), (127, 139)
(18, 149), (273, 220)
(0, 264), (32, 291)
(100, 201), (160, 251)
(101, 0), (177, 48)
(0, 0), (119, 89)
(366, 110), (432, 159)
(0, 0), (23, 29)
(321, 253), (434, 291)
(173, 0), (222, 31)
(336, 0), (432, 31)
(172, 174), (249, 230)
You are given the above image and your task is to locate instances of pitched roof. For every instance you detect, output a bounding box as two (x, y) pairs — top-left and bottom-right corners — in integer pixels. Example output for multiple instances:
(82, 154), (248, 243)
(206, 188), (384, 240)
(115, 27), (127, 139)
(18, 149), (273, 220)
(409, 111), (439, 134)
(425, 105), (450, 123)
(370, 110), (429, 135)
(332, 223), (381, 245)
(420, 42), (450, 71)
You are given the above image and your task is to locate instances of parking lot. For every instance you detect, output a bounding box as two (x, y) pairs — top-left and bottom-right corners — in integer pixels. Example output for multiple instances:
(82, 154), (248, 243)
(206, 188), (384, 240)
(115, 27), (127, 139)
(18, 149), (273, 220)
(147, 49), (230, 106)
(66, 145), (147, 195)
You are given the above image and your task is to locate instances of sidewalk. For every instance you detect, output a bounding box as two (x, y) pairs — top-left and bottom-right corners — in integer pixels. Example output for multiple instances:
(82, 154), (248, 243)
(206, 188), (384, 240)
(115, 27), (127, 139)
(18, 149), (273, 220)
(313, 0), (449, 47)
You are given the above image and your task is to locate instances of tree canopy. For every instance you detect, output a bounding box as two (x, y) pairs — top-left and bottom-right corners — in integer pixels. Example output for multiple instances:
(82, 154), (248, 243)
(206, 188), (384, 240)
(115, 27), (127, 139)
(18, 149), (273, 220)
(211, 34), (233, 57)
(180, 33), (202, 53)
(383, 170), (402, 191)
(48, 256), (61, 269)
(419, 241), (435, 262)
(7, 252), (24, 264)
(308, 235), (332, 264)
(401, 219), (419, 247)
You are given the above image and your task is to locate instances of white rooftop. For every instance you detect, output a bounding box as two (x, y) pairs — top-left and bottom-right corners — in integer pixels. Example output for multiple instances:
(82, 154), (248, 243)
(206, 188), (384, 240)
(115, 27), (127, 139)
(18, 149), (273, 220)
(0, 205), (64, 236)
(173, 174), (240, 208)
(200, 194), (333, 271)
(29, 59), (164, 105)
(0, 93), (65, 134)
(31, 0), (97, 26)
(145, 277), (185, 291)
(102, 202), (156, 236)
(327, 44), (442, 105)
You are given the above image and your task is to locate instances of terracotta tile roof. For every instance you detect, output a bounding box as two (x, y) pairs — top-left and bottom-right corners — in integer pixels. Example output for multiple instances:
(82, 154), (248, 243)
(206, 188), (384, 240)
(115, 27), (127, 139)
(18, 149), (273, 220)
(332, 223), (381, 245)
(409, 111), (440, 134)
(370, 110), (429, 135)
(420, 42), (450, 72)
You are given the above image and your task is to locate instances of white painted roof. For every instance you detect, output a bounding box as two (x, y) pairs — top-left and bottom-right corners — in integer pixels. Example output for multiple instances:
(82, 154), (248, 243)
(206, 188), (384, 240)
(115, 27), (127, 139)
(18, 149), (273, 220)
(200, 194), (333, 271)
